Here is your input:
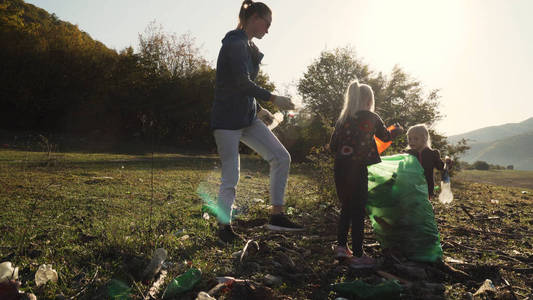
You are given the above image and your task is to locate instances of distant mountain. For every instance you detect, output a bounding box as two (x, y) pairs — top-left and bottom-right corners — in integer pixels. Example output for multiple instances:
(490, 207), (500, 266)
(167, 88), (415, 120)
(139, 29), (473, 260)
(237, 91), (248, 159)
(448, 117), (533, 170)
(448, 117), (533, 144)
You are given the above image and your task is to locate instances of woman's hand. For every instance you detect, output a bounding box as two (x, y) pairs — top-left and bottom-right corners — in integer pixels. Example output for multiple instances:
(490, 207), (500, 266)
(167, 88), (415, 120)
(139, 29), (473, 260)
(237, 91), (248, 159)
(272, 95), (295, 110)
(257, 109), (275, 126)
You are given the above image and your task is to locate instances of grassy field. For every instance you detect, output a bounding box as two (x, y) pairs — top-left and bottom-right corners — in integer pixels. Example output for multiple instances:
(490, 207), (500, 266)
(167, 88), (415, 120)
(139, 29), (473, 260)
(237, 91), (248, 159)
(455, 169), (533, 191)
(1, 149), (532, 299)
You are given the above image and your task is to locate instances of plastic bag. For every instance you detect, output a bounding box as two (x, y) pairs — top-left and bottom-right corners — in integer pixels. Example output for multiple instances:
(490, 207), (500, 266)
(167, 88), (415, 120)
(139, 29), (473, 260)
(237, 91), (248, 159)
(438, 166), (453, 204)
(267, 112), (284, 130)
(366, 154), (443, 262)
(35, 264), (58, 286)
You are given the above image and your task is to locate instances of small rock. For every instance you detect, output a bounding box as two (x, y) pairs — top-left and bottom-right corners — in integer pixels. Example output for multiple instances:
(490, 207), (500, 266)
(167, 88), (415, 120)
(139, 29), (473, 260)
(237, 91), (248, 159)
(522, 191), (528, 194)
(490, 199), (499, 204)
(179, 235), (190, 241)
(263, 274), (282, 286)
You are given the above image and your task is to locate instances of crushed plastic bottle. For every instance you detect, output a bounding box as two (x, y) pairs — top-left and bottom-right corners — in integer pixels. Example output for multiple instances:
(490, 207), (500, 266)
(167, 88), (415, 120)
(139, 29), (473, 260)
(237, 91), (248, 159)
(331, 279), (402, 299)
(35, 264), (58, 286)
(267, 112), (284, 130)
(162, 267), (202, 299)
(196, 291), (216, 300)
(0, 262), (19, 282)
(439, 159), (453, 204)
(142, 248), (167, 281)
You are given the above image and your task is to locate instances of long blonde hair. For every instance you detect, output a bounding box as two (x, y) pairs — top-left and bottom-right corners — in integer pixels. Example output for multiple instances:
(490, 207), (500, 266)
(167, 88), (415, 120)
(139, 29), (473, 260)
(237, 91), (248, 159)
(337, 80), (375, 125)
(407, 124), (432, 148)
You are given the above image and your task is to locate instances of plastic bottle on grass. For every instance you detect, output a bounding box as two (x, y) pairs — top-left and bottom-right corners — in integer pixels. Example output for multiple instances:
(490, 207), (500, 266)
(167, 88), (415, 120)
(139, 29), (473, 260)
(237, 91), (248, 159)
(162, 268), (202, 299)
(438, 158), (453, 204)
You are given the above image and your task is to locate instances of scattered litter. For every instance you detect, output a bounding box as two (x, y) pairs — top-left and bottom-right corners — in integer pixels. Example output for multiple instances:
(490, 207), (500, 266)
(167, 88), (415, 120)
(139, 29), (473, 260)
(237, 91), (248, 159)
(147, 270), (167, 299)
(196, 291), (216, 300)
(142, 248), (167, 281)
(444, 256), (466, 264)
(35, 264), (58, 286)
(490, 199), (499, 204)
(0, 262), (18, 282)
(162, 268), (202, 299)
(252, 198), (265, 203)
(202, 212), (210, 220)
(244, 175), (252, 179)
(473, 279), (496, 296)
(521, 191), (528, 194)
(179, 235), (190, 241)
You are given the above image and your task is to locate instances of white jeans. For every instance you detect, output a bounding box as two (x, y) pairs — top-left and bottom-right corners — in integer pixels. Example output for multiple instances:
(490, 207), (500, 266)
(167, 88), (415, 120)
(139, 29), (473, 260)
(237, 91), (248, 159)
(214, 118), (291, 224)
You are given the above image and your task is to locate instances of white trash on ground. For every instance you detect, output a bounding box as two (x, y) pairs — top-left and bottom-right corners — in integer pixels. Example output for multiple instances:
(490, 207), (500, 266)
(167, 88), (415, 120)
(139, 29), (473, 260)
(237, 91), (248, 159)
(0, 261), (19, 282)
(35, 264), (58, 286)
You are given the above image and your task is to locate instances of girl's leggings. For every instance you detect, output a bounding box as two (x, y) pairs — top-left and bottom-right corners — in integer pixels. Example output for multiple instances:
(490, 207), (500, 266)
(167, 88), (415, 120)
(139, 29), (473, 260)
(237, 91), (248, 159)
(334, 159), (368, 257)
(214, 118), (291, 224)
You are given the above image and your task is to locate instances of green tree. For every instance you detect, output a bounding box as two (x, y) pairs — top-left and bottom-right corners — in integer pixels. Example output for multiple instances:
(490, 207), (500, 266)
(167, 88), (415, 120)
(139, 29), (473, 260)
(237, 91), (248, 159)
(298, 47), (371, 125)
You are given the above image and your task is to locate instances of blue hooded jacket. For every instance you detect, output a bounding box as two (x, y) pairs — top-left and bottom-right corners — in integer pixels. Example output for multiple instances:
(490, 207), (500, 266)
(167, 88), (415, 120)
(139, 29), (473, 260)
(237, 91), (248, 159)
(211, 29), (272, 130)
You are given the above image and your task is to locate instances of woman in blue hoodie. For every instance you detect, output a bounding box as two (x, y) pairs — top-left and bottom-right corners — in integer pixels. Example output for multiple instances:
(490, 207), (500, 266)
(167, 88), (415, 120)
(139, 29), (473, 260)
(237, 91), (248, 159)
(212, 0), (303, 243)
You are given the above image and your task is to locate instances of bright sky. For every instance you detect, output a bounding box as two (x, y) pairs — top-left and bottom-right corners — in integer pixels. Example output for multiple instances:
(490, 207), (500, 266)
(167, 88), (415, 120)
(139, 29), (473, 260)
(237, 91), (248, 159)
(26, 0), (533, 136)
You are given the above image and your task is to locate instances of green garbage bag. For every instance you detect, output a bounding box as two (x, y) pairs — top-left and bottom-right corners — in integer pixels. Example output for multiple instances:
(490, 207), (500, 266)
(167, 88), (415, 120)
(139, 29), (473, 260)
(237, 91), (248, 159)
(366, 154), (443, 262)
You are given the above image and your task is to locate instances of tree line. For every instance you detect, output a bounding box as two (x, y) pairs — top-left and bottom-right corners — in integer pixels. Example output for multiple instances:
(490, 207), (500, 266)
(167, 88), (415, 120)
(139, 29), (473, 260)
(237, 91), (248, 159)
(0, 0), (467, 161)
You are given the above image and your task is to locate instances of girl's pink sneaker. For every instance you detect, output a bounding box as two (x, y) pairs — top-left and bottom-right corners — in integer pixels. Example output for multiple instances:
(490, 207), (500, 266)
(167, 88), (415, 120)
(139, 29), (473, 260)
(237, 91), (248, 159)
(348, 255), (376, 269)
(333, 245), (353, 259)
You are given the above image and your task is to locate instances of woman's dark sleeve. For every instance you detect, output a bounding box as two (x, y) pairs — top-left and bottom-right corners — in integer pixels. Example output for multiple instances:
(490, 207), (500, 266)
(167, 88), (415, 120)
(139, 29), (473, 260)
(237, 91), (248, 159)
(374, 114), (392, 142)
(226, 40), (272, 101)
(433, 150), (445, 170)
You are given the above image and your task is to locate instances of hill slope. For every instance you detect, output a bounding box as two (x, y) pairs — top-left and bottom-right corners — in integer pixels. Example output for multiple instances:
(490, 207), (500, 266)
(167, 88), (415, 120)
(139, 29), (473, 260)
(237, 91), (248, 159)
(448, 117), (533, 144)
(449, 117), (533, 170)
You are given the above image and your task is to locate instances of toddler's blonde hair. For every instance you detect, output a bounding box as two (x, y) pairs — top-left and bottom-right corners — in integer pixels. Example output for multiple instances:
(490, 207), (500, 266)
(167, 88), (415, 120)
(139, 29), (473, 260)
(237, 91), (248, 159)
(337, 79), (375, 125)
(407, 123), (432, 148)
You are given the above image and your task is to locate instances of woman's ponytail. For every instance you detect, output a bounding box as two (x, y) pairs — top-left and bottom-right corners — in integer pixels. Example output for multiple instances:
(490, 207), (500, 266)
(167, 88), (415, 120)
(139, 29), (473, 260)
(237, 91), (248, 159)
(236, 0), (271, 30)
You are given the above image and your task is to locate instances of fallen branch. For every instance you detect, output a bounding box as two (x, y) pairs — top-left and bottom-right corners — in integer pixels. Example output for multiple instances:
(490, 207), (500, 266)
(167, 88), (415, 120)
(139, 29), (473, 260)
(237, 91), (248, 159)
(460, 204), (476, 220)
(501, 277), (519, 300)
(448, 241), (530, 266)
(69, 267), (99, 300)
